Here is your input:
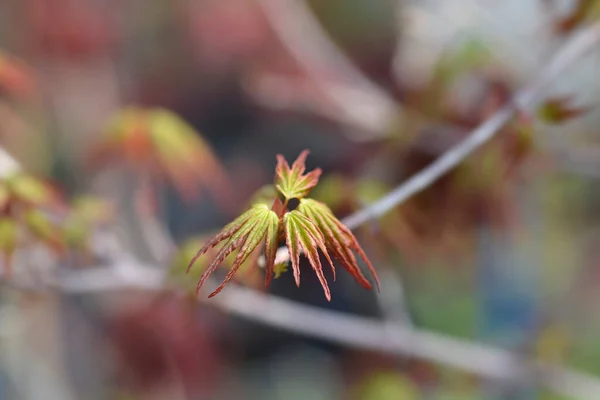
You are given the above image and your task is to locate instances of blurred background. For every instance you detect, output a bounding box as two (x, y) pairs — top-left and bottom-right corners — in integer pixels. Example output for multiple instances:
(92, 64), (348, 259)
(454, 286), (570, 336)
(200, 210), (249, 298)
(0, 0), (600, 399)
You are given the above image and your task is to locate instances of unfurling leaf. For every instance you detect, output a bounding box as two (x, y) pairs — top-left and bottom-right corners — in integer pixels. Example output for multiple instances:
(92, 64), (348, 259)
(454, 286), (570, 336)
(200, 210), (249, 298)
(538, 96), (592, 124)
(171, 235), (262, 292)
(275, 150), (321, 200)
(188, 203), (279, 297)
(298, 199), (380, 291)
(187, 150), (378, 301)
(284, 210), (335, 301)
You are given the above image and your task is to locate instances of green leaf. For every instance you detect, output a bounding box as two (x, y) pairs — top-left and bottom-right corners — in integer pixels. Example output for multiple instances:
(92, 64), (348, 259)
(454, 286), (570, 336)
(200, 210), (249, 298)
(148, 108), (229, 203)
(298, 199), (379, 291)
(7, 174), (58, 207)
(284, 210), (334, 301)
(71, 196), (113, 224)
(0, 217), (17, 253)
(188, 203), (280, 297)
(273, 262), (288, 279)
(275, 150), (322, 200)
(247, 184), (278, 207)
(63, 217), (90, 249)
(263, 208), (281, 287)
(538, 96), (591, 125)
(357, 372), (419, 400)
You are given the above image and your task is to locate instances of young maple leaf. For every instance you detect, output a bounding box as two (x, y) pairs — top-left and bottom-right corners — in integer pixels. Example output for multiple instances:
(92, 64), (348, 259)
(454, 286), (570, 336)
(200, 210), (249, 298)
(284, 209), (335, 300)
(275, 149), (322, 200)
(298, 199), (380, 292)
(171, 234), (264, 292)
(188, 150), (379, 301)
(187, 203), (280, 297)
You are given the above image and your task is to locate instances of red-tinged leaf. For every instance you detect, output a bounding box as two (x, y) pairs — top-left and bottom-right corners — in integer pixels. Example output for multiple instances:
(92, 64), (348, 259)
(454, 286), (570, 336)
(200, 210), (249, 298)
(173, 234), (259, 292)
(208, 207), (273, 297)
(554, 0), (597, 34)
(187, 203), (280, 297)
(263, 208), (281, 288)
(87, 107), (151, 169)
(148, 109), (233, 207)
(275, 150), (322, 200)
(284, 210), (334, 301)
(284, 211), (301, 286)
(538, 96), (592, 124)
(301, 202), (370, 289)
(298, 199), (380, 291)
(91, 107), (233, 209)
(187, 204), (264, 273)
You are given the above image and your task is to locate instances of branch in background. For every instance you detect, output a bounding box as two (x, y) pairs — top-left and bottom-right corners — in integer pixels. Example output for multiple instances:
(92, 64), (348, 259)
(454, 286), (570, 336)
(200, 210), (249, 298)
(54, 252), (600, 400)
(259, 20), (600, 269)
(256, 0), (400, 138)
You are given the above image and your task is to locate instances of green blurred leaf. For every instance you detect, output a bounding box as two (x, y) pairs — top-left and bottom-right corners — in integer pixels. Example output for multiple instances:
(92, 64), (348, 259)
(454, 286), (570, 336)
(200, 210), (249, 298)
(23, 209), (63, 251)
(7, 174), (56, 207)
(310, 174), (349, 210)
(357, 372), (419, 400)
(71, 196), (114, 224)
(0, 217), (17, 253)
(538, 96), (591, 124)
(273, 262), (288, 279)
(247, 184), (278, 207)
(0, 182), (9, 210)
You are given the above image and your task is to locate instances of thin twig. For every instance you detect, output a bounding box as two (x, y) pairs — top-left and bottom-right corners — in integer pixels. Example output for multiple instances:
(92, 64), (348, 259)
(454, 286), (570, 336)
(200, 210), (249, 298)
(51, 256), (600, 399)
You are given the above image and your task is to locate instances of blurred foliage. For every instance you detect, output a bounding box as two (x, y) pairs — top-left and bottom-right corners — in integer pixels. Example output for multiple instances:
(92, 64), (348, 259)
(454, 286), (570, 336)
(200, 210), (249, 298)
(89, 107), (232, 207)
(553, 0), (600, 34)
(538, 96), (592, 125)
(0, 172), (66, 274)
(356, 372), (419, 400)
(64, 195), (114, 254)
(0, 50), (36, 100)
